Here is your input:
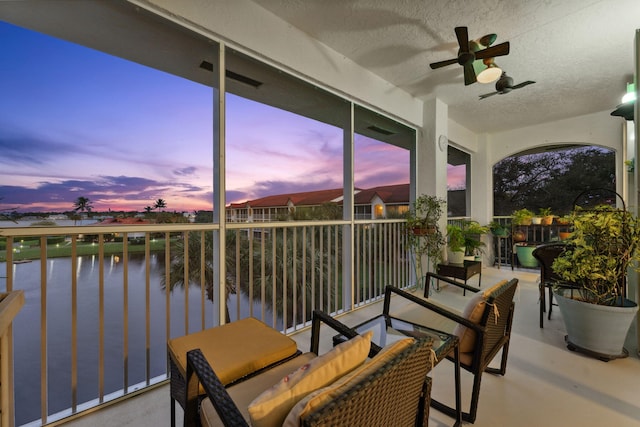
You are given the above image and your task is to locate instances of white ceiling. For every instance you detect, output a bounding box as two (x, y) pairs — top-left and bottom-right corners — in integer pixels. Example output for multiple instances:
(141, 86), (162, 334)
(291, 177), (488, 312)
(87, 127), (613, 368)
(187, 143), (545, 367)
(1, 0), (637, 136)
(250, 0), (639, 133)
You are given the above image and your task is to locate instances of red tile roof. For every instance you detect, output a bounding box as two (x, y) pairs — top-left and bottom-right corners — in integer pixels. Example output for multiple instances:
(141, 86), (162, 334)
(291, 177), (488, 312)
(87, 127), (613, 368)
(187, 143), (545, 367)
(354, 183), (409, 204)
(229, 184), (409, 208)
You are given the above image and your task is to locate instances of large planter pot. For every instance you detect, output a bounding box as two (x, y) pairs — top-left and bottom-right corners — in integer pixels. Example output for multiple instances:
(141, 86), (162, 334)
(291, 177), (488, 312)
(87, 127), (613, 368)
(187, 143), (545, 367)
(515, 243), (539, 268)
(554, 288), (639, 361)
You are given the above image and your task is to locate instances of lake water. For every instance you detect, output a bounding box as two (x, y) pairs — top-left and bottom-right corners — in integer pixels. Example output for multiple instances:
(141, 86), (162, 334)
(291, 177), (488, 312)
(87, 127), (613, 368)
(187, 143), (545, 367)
(2, 252), (278, 426)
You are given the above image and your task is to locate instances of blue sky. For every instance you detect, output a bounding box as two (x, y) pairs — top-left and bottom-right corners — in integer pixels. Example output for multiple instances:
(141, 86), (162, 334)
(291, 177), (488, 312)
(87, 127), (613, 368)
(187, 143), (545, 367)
(0, 20), (460, 214)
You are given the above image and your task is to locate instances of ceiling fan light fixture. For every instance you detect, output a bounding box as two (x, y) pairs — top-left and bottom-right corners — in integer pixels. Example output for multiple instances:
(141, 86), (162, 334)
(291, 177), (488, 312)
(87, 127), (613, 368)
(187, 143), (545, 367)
(621, 83), (636, 104)
(476, 60), (502, 84)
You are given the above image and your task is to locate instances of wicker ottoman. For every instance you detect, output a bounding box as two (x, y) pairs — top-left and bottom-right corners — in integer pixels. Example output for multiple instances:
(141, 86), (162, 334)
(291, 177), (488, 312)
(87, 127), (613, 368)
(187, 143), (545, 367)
(168, 317), (299, 427)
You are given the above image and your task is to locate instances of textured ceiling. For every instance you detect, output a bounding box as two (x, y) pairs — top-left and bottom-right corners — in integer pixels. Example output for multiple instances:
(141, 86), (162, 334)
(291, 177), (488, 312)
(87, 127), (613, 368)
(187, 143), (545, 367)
(250, 0), (639, 133)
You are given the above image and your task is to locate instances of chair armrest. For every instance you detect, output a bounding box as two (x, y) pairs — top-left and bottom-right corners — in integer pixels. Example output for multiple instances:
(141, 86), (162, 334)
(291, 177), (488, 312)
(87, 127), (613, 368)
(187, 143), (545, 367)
(185, 349), (248, 427)
(310, 310), (382, 357)
(383, 285), (483, 333)
(424, 272), (481, 298)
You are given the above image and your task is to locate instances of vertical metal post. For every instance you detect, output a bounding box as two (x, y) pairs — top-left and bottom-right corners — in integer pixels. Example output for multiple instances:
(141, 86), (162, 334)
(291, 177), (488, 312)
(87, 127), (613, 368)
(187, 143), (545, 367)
(343, 103), (354, 311)
(214, 42), (226, 326)
(634, 29), (640, 355)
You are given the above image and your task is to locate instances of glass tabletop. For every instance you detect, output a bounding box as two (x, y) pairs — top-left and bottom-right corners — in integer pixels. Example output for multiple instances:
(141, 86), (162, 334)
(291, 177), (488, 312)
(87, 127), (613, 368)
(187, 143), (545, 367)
(333, 314), (458, 362)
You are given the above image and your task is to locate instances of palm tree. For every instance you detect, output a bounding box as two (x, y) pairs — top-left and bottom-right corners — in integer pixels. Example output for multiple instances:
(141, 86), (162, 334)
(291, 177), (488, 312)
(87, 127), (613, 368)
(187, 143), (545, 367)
(154, 198), (167, 212)
(144, 206), (153, 213)
(72, 196), (93, 224)
(162, 230), (235, 323)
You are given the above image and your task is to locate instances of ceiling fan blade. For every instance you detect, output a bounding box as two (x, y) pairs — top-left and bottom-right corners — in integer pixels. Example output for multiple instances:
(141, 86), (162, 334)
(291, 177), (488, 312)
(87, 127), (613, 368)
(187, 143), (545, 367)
(511, 80), (536, 89)
(429, 58), (459, 69)
(479, 91), (499, 100)
(474, 41), (510, 59)
(455, 26), (469, 52)
(463, 62), (476, 85)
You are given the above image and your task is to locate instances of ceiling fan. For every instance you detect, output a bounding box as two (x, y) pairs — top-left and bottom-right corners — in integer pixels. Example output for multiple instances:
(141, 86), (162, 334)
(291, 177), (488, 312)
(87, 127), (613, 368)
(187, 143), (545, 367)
(429, 27), (510, 85)
(479, 73), (536, 99)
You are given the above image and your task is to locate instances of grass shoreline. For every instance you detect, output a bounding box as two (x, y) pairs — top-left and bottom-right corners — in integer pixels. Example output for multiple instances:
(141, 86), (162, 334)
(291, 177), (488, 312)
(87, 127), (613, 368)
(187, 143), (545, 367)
(0, 239), (169, 262)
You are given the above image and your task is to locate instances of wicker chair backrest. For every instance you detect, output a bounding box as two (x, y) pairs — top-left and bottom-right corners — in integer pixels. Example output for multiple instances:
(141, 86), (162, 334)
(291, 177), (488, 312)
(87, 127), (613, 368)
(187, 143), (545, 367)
(477, 279), (518, 367)
(301, 337), (433, 427)
(532, 243), (568, 283)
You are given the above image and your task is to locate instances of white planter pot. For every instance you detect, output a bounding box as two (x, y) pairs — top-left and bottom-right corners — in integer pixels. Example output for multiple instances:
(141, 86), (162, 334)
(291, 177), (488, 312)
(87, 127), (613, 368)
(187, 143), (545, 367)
(554, 288), (638, 360)
(531, 217), (542, 225)
(447, 249), (465, 264)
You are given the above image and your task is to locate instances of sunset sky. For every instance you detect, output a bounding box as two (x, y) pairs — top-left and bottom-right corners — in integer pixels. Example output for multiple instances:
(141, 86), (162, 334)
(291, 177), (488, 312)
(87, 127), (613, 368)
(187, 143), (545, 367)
(0, 20), (463, 214)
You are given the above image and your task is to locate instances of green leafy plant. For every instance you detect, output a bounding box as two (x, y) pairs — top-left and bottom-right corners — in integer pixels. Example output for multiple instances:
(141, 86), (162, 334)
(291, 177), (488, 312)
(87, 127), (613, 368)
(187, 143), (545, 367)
(512, 208), (534, 225)
(552, 205), (640, 306)
(405, 195), (446, 269)
(447, 221), (489, 256)
(446, 224), (465, 253)
(538, 207), (552, 217)
(463, 221), (489, 256)
(488, 220), (508, 237)
(405, 195), (446, 234)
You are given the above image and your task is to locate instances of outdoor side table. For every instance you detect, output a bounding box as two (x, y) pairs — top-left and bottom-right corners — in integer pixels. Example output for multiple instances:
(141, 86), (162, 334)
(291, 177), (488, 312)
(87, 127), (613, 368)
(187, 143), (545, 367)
(436, 260), (482, 295)
(333, 314), (462, 427)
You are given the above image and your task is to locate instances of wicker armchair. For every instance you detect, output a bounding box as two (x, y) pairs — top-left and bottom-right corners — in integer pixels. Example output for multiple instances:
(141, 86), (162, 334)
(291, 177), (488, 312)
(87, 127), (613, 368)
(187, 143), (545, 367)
(385, 273), (518, 424)
(184, 310), (434, 427)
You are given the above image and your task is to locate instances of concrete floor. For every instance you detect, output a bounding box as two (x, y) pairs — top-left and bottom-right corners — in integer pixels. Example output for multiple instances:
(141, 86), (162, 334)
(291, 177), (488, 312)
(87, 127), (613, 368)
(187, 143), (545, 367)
(61, 266), (640, 427)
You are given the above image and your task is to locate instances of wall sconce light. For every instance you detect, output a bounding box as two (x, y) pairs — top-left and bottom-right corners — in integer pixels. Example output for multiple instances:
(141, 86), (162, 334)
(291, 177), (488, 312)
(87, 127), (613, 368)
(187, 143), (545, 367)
(611, 82), (636, 120)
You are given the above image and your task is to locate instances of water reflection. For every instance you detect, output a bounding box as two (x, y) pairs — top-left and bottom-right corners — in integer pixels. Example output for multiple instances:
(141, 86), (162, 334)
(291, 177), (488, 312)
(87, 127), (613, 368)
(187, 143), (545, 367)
(4, 253), (222, 425)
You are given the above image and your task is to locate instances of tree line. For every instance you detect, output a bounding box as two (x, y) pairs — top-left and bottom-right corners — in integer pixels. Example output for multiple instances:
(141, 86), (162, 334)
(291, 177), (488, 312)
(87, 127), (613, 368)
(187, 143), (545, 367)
(493, 146), (615, 216)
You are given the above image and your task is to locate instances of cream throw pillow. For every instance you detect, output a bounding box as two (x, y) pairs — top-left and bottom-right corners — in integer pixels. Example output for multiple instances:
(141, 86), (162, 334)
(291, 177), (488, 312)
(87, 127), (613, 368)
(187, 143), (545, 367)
(247, 330), (372, 427)
(454, 280), (507, 353)
(282, 337), (415, 427)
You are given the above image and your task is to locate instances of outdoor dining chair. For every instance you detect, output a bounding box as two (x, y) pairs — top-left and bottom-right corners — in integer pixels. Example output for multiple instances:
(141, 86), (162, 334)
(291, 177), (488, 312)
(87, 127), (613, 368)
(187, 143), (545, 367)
(532, 242), (569, 328)
(384, 274), (518, 424)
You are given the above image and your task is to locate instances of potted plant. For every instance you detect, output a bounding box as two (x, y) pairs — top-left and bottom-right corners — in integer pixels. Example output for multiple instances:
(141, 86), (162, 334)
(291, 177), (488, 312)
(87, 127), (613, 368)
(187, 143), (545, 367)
(512, 208), (534, 226)
(405, 195), (446, 283)
(556, 215), (571, 225)
(538, 207), (554, 225)
(551, 205), (640, 360)
(406, 194), (446, 236)
(511, 208), (533, 243)
(462, 220), (489, 259)
(446, 224), (465, 264)
(488, 220), (509, 237)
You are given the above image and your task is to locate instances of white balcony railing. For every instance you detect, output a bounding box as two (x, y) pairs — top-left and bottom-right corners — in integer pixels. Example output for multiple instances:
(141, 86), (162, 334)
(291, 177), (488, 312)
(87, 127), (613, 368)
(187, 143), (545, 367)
(0, 219), (411, 426)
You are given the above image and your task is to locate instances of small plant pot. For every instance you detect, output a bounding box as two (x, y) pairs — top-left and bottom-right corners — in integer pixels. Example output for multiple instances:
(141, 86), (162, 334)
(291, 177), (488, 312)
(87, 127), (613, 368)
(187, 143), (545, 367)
(412, 226), (436, 236)
(531, 217), (542, 225)
(512, 229), (527, 242)
(541, 215), (554, 226)
(492, 228), (508, 237)
(559, 231), (572, 240)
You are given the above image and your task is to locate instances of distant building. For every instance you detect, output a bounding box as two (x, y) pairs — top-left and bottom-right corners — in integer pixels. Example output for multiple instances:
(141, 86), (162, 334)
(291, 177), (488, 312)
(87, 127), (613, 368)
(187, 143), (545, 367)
(226, 184), (411, 222)
(95, 217), (151, 240)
